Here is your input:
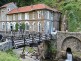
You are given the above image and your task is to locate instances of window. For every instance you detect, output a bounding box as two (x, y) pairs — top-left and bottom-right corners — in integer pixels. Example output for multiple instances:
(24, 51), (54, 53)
(26, 24), (29, 30)
(2, 22), (5, 30)
(32, 12), (35, 19)
(7, 15), (9, 21)
(13, 14), (15, 20)
(8, 8), (10, 12)
(25, 22), (30, 30)
(13, 22), (16, 30)
(47, 11), (50, 19)
(25, 13), (29, 20)
(51, 12), (53, 20)
(18, 13), (22, 20)
(38, 22), (41, 32)
(37, 11), (41, 19)
(1, 14), (4, 20)
(41, 10), (43, 16)
(32, 22), (35, 31)
(7, 22), (10, 30)
(47, 21), (49, 33)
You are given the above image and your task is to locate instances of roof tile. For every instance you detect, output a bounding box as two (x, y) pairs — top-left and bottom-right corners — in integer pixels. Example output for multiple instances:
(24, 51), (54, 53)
(8, 4), (59, 14)
(0, 2), (14, 8)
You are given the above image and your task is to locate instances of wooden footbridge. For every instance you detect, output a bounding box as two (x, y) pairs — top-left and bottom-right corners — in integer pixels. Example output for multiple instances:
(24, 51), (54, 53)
(2, 32), (53, 48)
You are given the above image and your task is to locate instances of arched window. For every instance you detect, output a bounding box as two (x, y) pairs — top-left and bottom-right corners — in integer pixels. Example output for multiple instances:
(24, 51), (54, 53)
(2, 22), (5, 30)
(25, 21), (30, 30)
(38, 21), (41, 32)
(12, 22), (16, 30)
(32, 22), (35, 31)
(7, 22), (10, 30)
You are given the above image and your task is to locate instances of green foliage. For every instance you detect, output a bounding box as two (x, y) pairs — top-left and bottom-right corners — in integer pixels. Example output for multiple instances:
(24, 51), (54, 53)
(21, 23), (25, 30)
(1, 0), (81, 32)
(46, 41), (57, 54)
(0, 51), (20, 61)
(56, 0), (81, 32)
(27, 47), (34, 53)
(65, 1), (81, 32)
(6, 49), (16, 57)
(15, 23), (19, 32)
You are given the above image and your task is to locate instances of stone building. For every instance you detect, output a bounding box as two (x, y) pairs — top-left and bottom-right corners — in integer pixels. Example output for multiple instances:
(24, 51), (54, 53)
(0, 2), (17, 32)
(0, 3), (61, 33)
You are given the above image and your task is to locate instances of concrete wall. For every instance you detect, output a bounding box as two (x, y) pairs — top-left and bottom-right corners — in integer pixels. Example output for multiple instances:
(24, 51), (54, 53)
(0, 39), (12, 51)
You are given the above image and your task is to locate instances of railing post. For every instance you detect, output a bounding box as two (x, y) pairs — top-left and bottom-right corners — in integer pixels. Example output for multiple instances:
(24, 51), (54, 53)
(39, 32), (40, 42)
(24, 36), (25, 46)
(10, 23), (14, 47)
(11, 36), (14, 47)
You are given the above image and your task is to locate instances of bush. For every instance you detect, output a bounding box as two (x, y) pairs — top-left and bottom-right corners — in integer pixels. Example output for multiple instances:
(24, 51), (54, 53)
(0, 51), (20, 61)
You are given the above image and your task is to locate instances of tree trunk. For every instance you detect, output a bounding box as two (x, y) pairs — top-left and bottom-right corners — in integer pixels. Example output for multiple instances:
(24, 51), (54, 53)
(61, 10), (68, 31)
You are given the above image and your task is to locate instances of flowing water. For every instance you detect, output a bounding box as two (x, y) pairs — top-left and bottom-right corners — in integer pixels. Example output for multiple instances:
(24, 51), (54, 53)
(65, 53), (72, 61)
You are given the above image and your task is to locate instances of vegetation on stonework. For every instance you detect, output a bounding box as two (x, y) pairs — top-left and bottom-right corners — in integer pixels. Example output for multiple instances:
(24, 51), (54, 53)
(45, 41), (57, 59)
(48, 41), (57, 54)
(0, 49), (20, 61)
(73, 52), (81, 57)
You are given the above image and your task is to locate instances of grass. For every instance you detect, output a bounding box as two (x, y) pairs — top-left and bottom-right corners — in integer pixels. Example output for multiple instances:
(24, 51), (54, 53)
(73, 52), (81, 57)
(27, 47), (35, 53)
(0, 49), (20, 61)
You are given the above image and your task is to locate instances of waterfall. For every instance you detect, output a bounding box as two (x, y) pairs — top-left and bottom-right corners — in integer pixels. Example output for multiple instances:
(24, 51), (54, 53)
(65, 47), (73, 61)
(65, 53), (72, 61)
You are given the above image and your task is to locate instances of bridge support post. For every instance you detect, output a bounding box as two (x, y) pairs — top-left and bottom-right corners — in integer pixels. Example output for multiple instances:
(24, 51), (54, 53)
(10, 23), (14, 47)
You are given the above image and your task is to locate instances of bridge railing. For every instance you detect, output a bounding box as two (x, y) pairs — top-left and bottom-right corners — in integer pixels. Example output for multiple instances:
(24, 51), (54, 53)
(0, 39), (12, 51)
(0, 31), (55, 48)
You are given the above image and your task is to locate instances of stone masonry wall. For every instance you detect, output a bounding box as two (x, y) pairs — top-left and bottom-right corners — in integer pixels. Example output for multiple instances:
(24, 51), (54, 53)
(57, 31), (81, 53)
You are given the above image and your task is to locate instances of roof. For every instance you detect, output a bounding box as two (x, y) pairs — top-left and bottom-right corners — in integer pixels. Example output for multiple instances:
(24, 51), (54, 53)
(8, 4), (60, 14)
(0, 2), (14, 8)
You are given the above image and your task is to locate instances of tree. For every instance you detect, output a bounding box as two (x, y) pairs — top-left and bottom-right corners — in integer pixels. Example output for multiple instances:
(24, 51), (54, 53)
(15, 23), (19, 32)
(21, 23), (25, 31)
(1, 0), (81, 32)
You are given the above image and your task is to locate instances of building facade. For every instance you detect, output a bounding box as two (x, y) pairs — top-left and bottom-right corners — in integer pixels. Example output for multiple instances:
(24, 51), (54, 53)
(0, 3), (61, 34)
(0, 2), (17, 32)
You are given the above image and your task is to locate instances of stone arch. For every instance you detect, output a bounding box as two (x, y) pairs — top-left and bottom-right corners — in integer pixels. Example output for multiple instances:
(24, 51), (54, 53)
(61, 36), (81, 52)
(66, 47), (72, 53)
(25, 21), (30, 25)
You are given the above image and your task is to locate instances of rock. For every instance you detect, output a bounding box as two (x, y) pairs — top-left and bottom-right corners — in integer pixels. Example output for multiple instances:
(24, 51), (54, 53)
(73, 56), (81, 61)
(20, 54), (25, 59)
(58, 59), (65, 61)
(56, 51), (66, 59)
(32, 56), (36, 59)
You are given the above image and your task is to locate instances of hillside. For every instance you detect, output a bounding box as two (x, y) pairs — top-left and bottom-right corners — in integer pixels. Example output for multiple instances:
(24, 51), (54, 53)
(0, 0), (81, 32)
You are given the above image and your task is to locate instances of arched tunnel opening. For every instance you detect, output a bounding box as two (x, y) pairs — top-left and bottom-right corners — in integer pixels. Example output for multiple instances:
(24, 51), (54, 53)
(66, 47), (72, 53)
